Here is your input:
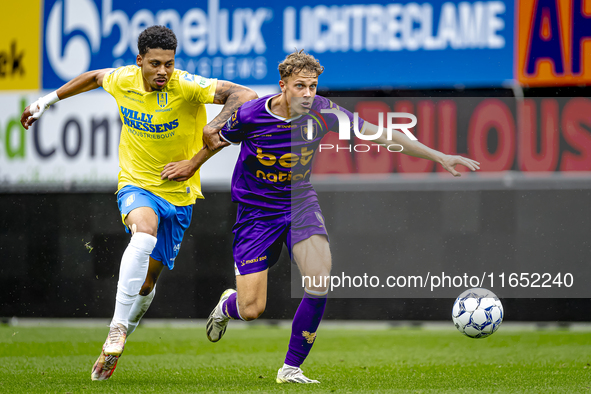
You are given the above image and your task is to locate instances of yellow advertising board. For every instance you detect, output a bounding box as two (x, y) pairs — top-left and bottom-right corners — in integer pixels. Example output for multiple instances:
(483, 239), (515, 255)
(0, 1), (40, 90)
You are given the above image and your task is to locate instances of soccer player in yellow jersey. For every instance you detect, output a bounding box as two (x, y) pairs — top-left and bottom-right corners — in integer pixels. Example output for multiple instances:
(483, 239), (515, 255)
(20, 26), (256, 381)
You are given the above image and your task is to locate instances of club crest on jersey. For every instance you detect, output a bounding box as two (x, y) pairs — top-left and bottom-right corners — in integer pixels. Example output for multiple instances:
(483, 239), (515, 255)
(301, 119), (318, 141)
(157, 92), (168, 108)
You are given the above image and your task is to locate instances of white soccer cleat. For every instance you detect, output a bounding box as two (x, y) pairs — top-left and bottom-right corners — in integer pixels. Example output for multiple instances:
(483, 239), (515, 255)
(276, 366), (320, 384)
(206, 289), (236, 342)
(103, 323), (127, 356)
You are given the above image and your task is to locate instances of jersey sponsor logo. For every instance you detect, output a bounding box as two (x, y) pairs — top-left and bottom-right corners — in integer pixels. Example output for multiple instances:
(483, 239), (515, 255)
(256, 169), (310, 183)
(120, 106), (179, 134)
(182, 73), (194, 82)
(157, 92), (168, 108)
(125, 193), (135, 207)
(197, 76), (213, 88)
(126, 129), (176, 139)
(255, 146), (314, 183)
(256, 147), (313, 168)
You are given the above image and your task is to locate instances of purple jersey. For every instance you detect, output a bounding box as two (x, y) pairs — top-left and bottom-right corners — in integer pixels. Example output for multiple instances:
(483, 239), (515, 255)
(220, 94), (365, 210)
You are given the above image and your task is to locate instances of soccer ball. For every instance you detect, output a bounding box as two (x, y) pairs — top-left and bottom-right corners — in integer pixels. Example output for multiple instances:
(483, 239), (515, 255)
(452, 288), (503, 338)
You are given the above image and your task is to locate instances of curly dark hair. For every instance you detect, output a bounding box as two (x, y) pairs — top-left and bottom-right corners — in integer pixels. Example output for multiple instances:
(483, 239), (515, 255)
(278, 49), (324, 80)
(137, 25), (178, 56)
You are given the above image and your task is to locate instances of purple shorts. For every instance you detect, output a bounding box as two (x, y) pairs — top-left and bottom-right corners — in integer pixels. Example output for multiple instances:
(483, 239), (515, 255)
(232, 200), (329, 275)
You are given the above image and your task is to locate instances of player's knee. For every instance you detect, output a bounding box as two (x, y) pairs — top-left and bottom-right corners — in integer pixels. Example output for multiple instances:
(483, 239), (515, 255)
(240, 303), (265, 321)
(134, 226), (157, 238)
(139, 281), (155, 296)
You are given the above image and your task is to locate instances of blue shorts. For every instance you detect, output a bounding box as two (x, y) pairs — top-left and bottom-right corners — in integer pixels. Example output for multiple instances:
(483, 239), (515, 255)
(232, 200), (329, 276)
(117, 185), (192, 270)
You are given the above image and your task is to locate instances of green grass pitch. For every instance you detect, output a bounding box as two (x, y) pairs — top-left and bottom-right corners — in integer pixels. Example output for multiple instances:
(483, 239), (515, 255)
(1, 325), (590, 393)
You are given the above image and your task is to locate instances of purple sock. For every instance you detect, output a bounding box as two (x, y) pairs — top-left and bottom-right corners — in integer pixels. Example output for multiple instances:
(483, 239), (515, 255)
(221, 292), (244, 320)
(284, 292), (327, 367)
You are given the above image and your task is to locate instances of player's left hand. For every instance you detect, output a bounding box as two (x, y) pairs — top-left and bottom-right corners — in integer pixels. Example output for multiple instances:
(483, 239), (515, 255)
(161, 160), (197, 182)
(440, 155), (480, 177)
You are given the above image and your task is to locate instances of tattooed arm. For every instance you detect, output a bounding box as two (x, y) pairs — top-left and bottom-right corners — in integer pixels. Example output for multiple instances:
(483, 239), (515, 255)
(203, 81), (257, 150)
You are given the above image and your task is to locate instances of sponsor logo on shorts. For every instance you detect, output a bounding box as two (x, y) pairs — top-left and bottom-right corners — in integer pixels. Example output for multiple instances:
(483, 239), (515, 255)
(302, 331), (316, 344)
(125, 194), (135, 207)
(240, 255), (267, 266)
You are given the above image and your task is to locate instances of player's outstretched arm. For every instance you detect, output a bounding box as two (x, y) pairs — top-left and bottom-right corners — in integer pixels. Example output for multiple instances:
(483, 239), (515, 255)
(203, 81), (257, 150)
(20, 68), (115, 130)
(160, 142), (229, 182)
(367, 123), (481, 177)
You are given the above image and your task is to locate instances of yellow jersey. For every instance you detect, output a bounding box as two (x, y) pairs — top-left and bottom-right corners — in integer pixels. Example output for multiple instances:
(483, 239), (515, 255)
(102, 65), (217, 206)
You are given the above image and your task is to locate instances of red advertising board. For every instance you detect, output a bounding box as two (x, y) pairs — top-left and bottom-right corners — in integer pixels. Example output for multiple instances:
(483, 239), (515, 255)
(313, 97), (591, 174)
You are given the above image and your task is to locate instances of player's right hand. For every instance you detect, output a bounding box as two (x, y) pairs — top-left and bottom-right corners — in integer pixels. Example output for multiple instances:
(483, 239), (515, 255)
(20, 98), (48, 130)
(203, 124), (225, 150)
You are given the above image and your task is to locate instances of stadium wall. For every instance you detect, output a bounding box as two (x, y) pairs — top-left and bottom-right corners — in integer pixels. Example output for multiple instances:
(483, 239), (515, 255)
(3, 0), (591, 322)
(1, 188), (590, 321)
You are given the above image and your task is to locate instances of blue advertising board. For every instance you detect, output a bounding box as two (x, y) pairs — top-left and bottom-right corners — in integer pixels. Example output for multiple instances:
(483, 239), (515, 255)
(42, 0), (514, 89)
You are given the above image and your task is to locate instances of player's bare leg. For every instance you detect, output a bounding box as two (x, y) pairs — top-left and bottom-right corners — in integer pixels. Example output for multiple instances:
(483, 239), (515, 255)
(277, 235), (331, 384)
(91, 207), (158, 381)
(206, 270), (268, 342)
(236, 270), (268, 320)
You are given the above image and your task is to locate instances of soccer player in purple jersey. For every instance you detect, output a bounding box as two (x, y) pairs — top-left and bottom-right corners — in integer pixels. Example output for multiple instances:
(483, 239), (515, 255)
(192, 50), (480, 383)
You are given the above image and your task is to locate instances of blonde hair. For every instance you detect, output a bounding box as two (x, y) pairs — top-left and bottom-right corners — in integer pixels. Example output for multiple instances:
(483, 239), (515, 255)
(278, 49), (324, 80)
